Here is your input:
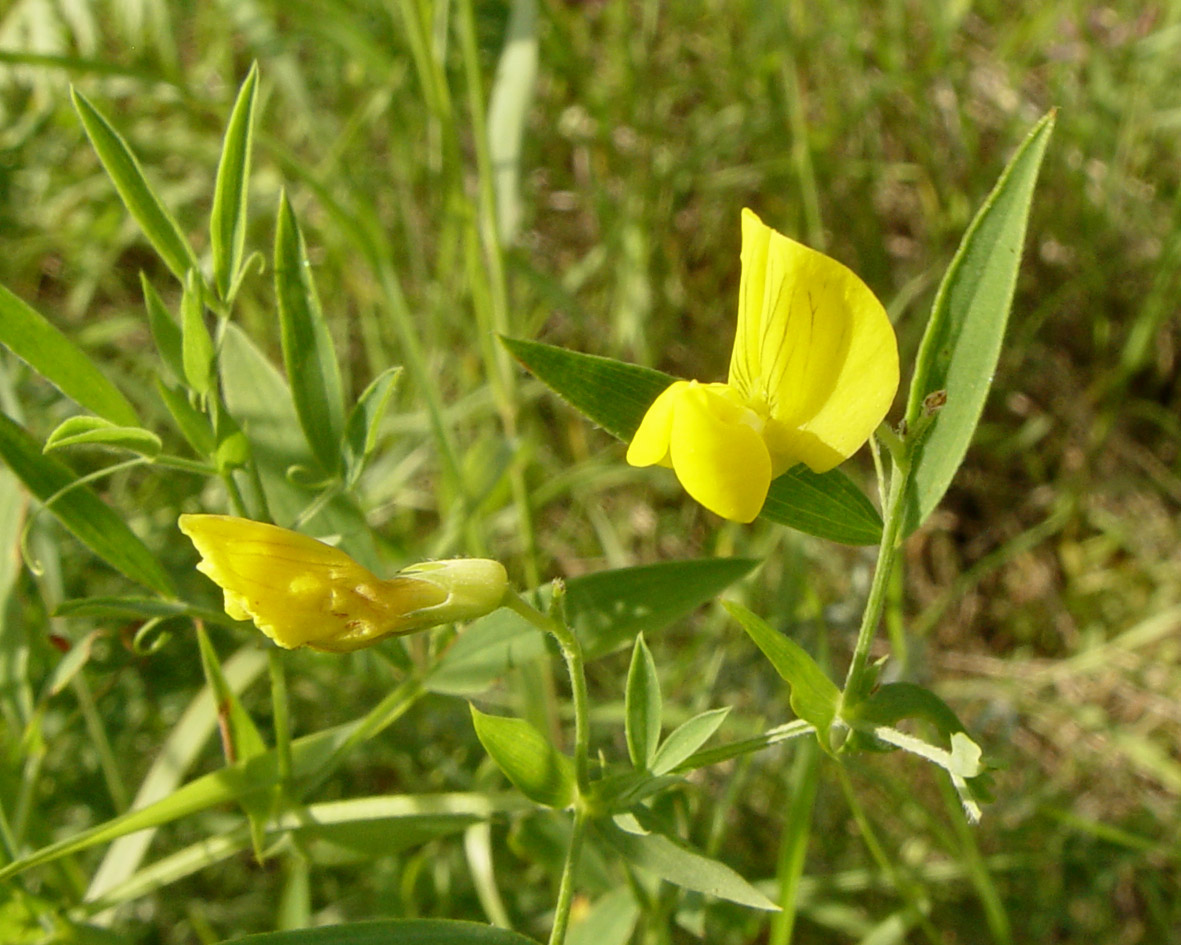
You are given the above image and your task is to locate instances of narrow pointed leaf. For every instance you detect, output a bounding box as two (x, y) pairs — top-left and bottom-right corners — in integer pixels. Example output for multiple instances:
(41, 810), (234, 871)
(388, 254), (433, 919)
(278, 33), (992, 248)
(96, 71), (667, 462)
(217, 919), (542, 945)
(760, 464), (881, 545)
(181, 269), (214, 395)
(502, 336), (881, 544)
(469, 705), (575, 809)
(427, 557), (758, 695)
(211, 64), (259, 302)
(72, 87), (198, 283)
(724, 601), (839, 750)
(625, 633), (661, 769)
(275, 192), (346, 472)
(0, 413), (174, 594)
(569, 556), (759, 659)
(596, 818), (779, 911)
(141, 274), (184, 382)
(487, 0), (538, 243)
(650, 706), (730, 776)
(43, 416), (161, 456)
(342, 366), (402, 487)
(156, 379), (215, 456)
(903, 111), (1055, 533)
(0, 283), (138, 426)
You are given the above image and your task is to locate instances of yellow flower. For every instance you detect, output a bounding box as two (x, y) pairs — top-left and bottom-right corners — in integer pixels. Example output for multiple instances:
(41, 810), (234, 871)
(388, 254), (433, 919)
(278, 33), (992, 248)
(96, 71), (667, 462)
(627, 208), (899, 522)
(178, 514), (508, 652)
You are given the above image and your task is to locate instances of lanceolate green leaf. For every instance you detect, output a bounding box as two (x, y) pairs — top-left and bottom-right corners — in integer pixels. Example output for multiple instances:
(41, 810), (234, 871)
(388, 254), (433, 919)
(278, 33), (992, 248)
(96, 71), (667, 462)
(342, 366), (402, 487)
(568, 556), (759, 659)
(724, 601), (839, 750)
(274, 191), (346, 472)
(650, 706), (730, 776)
(71, 87), (198, 283)
(596, 818), (778, 911)
(903, 111), (1056, 534)
(427, 557), (758, 695)
(211, 64), (260, 302)
(181, 270), (214, 396)
(625, 633), (661, 769)
(0, 283), (138, 427)
(218, 919), (541, 945)
(0, 413), (174, 595)
(761, 464), (881, 545)
(43, 417), (161, 456)
(469, 705), (576, 809)
(501, 334), (674, 441)
(141, 274), (184, 382)
(502, 335), (882, 544)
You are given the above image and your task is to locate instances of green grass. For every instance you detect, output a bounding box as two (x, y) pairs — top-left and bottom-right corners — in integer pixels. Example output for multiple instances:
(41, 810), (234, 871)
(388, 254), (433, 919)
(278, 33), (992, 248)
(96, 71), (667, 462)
(1, 0), (1180, 943)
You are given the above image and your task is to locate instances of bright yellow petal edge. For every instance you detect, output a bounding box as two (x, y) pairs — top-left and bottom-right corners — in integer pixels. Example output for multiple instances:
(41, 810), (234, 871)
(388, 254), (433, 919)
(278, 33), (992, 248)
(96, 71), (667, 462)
(626, 209), (898, 523)
(178, 514), (508, 652)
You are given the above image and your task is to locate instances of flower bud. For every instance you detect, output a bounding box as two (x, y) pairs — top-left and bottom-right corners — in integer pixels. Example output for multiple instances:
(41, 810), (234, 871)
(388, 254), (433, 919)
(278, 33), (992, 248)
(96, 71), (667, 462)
(178, 514), (507, 653)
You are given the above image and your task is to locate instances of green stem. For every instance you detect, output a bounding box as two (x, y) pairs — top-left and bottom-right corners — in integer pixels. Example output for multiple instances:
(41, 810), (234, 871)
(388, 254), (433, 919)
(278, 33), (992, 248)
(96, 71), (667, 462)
(841, 439), (911, 707)
(547, 806), (588, 945)
(503, 590), (591, 945)
(268, 649), (292, 787)
(503, 591), (590, 793)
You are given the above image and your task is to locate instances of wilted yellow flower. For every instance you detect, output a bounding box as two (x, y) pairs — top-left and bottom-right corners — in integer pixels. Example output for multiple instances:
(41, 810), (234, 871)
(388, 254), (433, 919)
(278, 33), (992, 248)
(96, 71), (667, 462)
(178, 514), (508, 652)
(627, 208), (899, 522)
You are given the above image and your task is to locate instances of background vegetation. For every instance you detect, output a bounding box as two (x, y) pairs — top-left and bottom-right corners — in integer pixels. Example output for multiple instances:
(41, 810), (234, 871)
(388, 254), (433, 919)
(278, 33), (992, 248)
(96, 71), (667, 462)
(1, 0), (1178, 942)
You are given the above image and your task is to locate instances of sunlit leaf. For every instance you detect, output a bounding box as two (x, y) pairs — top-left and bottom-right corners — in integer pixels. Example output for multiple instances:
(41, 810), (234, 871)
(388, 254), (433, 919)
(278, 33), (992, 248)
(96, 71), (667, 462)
(44, 417), (161, 457)
(211, 64), (260, 302)
(502, 336), (882, 544)
(724, 601), (838, 750)
(469, 705), (576, 809)
(341, 366), (401, 487)
(72, 87), (198, 283)
(903, 111), (1055, 533)
(625, 633), (661, 769)
(596, 817), (778, 911)
(650, 707), (730, 776)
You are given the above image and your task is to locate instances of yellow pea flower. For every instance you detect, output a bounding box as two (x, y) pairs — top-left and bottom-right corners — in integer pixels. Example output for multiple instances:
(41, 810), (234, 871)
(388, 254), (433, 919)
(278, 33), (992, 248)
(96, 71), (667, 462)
(178, 514), (508, 652)
(627, 208), (899, 523)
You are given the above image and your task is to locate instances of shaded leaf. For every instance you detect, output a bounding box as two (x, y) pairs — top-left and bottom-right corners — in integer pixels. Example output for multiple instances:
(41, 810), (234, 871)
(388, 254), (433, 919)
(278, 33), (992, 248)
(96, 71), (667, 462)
(156, 379), (215, 456)
(274, 191), (346, 472)
(181, 269), (214, 396)
(903, 111), (1055, 533)
(54, 595), (232, 626)
(218, 919), (541, 945)
(141, 274), (184, 382)
(0, 283), (138, 426)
